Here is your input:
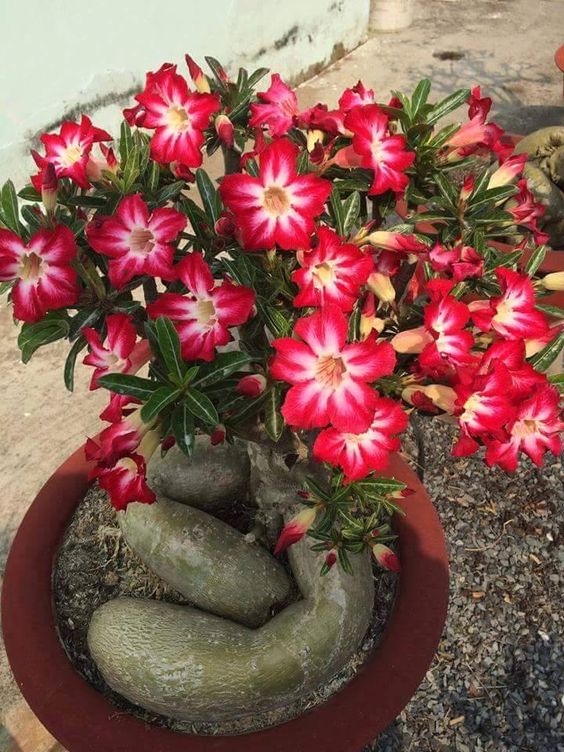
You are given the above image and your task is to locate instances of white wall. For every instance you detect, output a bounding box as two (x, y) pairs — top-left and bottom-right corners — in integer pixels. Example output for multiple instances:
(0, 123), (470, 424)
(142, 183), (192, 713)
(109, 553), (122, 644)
(0, 0), (370, 185)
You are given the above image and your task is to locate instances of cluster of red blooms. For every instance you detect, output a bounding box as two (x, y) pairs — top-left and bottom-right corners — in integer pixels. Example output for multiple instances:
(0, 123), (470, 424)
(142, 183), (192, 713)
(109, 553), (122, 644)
(1, 56), (562, 569)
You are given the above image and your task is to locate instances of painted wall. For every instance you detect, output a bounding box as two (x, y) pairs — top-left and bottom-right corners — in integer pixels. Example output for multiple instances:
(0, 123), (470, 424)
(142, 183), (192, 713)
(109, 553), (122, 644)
(0, 0), (370, 185)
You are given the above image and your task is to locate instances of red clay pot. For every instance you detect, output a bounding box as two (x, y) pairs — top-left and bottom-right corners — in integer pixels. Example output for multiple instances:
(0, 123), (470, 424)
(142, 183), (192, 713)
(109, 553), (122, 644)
(2, 444), (448, 752)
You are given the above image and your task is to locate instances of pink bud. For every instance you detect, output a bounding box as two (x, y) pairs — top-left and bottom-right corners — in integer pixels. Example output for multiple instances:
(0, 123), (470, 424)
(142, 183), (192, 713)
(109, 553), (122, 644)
(459, 176), (475, 203)
(210, 424), (226, 445)
(324, 550), (338, 570)
(236, 374), (267, 398)
(215, 113), (235, 149)
(185, 54), (211, 93)
(372, 543), (401, 572)
(274, 507), (318, 555)
(41, 163), (58, 213)
(214, 212), (236, 238)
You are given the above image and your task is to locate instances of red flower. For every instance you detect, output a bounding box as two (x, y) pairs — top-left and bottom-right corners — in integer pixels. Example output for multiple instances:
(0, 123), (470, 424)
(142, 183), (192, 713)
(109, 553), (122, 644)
(338, 81), (375, 112)
(468, 86), (492, 121)
(147, 252), (255, 362)
(271, 305), (396, 432)
(274, 506), (318, 555)
(83, 313), (151, 389)
(292, 227), (374, 311)
(485, 386), (563, 472)
(344, 105), (415, 196)
(313, 397), (408, 481)
(133, 64), (220, 168)
(236, 374), (267, 397)
(86, 194), (186, 288)
(31, 115), (111, 190)
(372, 543), (400, 572)
(92, 453), (156, 510)
(478, 340), (546, 400)
(508, 179), (549, 245)
(470, 268), (548, 341)
(219, 138), (332, 251)
(0, 225), (79, 323)
(85, 408), (151, 466)
(249, 74), (300, 137)
(428, 242), (483, 282)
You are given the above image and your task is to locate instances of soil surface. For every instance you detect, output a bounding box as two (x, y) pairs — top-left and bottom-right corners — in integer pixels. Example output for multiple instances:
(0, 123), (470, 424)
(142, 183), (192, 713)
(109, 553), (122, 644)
(54, 485), (397, 736)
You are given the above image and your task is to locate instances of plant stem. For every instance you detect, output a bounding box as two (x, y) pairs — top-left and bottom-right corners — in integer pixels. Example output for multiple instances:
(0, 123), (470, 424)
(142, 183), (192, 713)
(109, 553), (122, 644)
(143, 278), (158, 305)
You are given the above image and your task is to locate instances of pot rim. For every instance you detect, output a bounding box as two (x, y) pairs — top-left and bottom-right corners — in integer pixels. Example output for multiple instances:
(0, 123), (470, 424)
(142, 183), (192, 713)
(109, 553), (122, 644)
(2, 444), (448, 752)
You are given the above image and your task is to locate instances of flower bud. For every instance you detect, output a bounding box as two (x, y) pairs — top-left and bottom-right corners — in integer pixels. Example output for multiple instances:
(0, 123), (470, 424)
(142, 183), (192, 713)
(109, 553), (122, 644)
(306, 129), (324, 153)
(487, 154), (527, 189)
(210, 424), (226, 445)
(214, 212), (236, 238)
(185, 54), (211, 93)
(215, 114), (234, 148)
(367, 271), (396, 303)
(324, 549), (338, 570)
(274, 507), (318, 555)
(372, 543), (401, 572)
(402, 384), (456, 414)
(459, 175), (475, 203)
(541, 272), (564, 291)
(41, 163), (58, 213)
(236, 373), (267, 397)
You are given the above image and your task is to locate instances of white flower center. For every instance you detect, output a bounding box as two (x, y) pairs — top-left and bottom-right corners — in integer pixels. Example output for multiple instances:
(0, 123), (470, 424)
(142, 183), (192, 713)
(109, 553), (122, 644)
(315, 355), (346, 388)
(312, 261), (335, 288)
(166, 106), (190, 132)
(20, 252), (43, 281)
(129, 227), (155, 256)
(263, 185), (290, 217)
(61, 144), (83, 166)
(195, 298), (216, 326)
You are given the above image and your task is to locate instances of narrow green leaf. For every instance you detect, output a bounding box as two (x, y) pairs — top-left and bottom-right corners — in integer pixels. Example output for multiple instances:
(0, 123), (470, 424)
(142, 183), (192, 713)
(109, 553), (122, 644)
(121, 145), (140, 192)
(194, 351), (252, 388)
(264, 386), (283, 442)
(153, 181), (185, 205)
(342, 191), (361, 236)
(64, 336), (87, 392)
(529, 329), (564, 372)
(524, 245), (547, 277)
(247, 67), (270, 89)
(18, 185), (41, 202)
(1, 180), (22, 233)
(155, 316), (185, 381)
(119, 121), (134, 163)
(411, 79), (432, 115)
(548, 373), (564, 393)
(330, 188), (345, 236)
(196, 169), (221, 223)
(140, 385), (179, 422)
(17, 316), (69, 364)
(536, 303), (564, 319)
(426, 88), (471, 125)
(97, 373), (159, 400)
(172, 403), (195, 455)
(0, 280), (14, 296)
(184, 387), (219, 426)
(146, 160), (160, 192)
(204, 56), (228, 88)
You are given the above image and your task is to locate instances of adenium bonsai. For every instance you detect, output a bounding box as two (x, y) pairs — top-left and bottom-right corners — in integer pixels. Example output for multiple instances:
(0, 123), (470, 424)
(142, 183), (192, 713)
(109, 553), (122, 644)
(1, 53), (563, 724)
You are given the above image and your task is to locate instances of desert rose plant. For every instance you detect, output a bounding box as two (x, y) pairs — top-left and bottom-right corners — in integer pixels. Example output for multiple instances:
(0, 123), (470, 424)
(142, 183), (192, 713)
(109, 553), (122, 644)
(1, 55), (563, 575)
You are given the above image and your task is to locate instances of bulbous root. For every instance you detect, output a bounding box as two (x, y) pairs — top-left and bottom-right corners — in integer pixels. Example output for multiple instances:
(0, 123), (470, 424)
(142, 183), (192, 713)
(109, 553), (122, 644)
(87, 439), (375, 724)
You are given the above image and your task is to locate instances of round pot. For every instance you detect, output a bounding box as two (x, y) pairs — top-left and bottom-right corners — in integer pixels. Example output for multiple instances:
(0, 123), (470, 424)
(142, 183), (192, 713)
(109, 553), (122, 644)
(2, 444), (449, 752)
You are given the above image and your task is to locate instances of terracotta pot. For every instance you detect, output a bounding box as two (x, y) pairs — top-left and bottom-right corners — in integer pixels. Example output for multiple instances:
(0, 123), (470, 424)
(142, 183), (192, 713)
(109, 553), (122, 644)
(2, 444), (448, 752)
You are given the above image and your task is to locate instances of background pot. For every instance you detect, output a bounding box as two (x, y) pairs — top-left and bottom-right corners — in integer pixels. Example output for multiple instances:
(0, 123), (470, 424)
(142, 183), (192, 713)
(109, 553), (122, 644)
(2, 443), (448, 752)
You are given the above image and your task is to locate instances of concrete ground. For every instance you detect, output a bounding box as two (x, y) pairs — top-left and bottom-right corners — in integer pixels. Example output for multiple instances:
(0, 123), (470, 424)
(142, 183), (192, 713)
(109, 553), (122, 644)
(1, 0), (563, 749)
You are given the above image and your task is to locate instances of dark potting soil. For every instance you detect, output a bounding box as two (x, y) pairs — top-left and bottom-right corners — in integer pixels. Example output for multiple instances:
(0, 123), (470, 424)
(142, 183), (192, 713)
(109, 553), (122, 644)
(53, 484), (398, 736)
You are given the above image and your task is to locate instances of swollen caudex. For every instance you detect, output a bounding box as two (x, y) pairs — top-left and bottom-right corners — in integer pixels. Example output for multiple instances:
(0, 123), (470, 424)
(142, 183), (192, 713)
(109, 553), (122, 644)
(87, 440), (374, 723)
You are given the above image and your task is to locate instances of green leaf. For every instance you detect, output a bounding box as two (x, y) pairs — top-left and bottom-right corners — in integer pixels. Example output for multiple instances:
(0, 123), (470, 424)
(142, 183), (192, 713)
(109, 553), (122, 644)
(68, 307), (101, 340)
(194, 351), (252, 388)
(0, 280), (14, 296)
(121, 145), (140, 192)
(469, 185), (518, 212)
(356, 476), (406, 494)
(146, 161), (160, 192)
(155, 316), (185, 381)
(21, 205), (42, 232)
(434, 172), (458, 209)
(529, 329), (564, 372)
(172, 403), (195, 455)
(17, 315), (69, 364)
(264, 386), (284, 442)
(153, 181), (185, 205)
(97, 373), (159, 400)
(119, 121), (134, 163)
(184, 387), (219, 426)
(426, 88), (471, 125)
(524, 245), (547, 277)
(536, 303), (564, 318)
(330, 188), (345, 235)
(247, 67), (270, 89)
(65, 195), (108, 208)
(342, 191), (360, 236)
(204, 56), (228, 88)
(64, 336), (87, 392)
(140, 385), (179, 422)
(411, 79), (432, 115)
(18, 185), (41, 202)
(1, 180), (22, 234)
(548, 373), (564, 393)
(196, 169), (221, 223)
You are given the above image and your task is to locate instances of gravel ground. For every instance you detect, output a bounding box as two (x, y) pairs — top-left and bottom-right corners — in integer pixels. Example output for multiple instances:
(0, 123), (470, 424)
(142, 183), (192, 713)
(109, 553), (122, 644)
(370, 420), (563, 752)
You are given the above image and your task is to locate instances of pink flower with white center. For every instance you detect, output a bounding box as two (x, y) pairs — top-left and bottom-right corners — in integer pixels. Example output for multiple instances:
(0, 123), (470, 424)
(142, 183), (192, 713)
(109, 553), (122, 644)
(31, 115), (111, 191)
(86, 194), (186, 288)
(428, 242), (483, 282)
(453, 363), (516, 457)
(372, 543), (400, 573)
(92, 452), (156, 510)
(134, 64), (220, 168)
(147, 252), (255, 362)
(417, 279), (474, 374)
(338, 81), (375, 112)
(470, 267), (549, 341)
(270, 305), (396, 433)
(274, 506), (318, 555)
(445, 116), (504, 160)
(249, 74), (300, 137)
(99, 393), (140, 424)
(82, 313), (151, 389)
(298, 104), (347, 137)
(236, 374), (267, 397)
(0, 225), (79, 323)
(478, 340), (546, 400)
(485, 386), (563, 472)
(219, 138), (332, 251)
(292, 227), (374, 311)
(313, 397), (408, 481)
(344, 105), (415, 196)
(85, 408), (152, 466)
(508, 179), (549, 245)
